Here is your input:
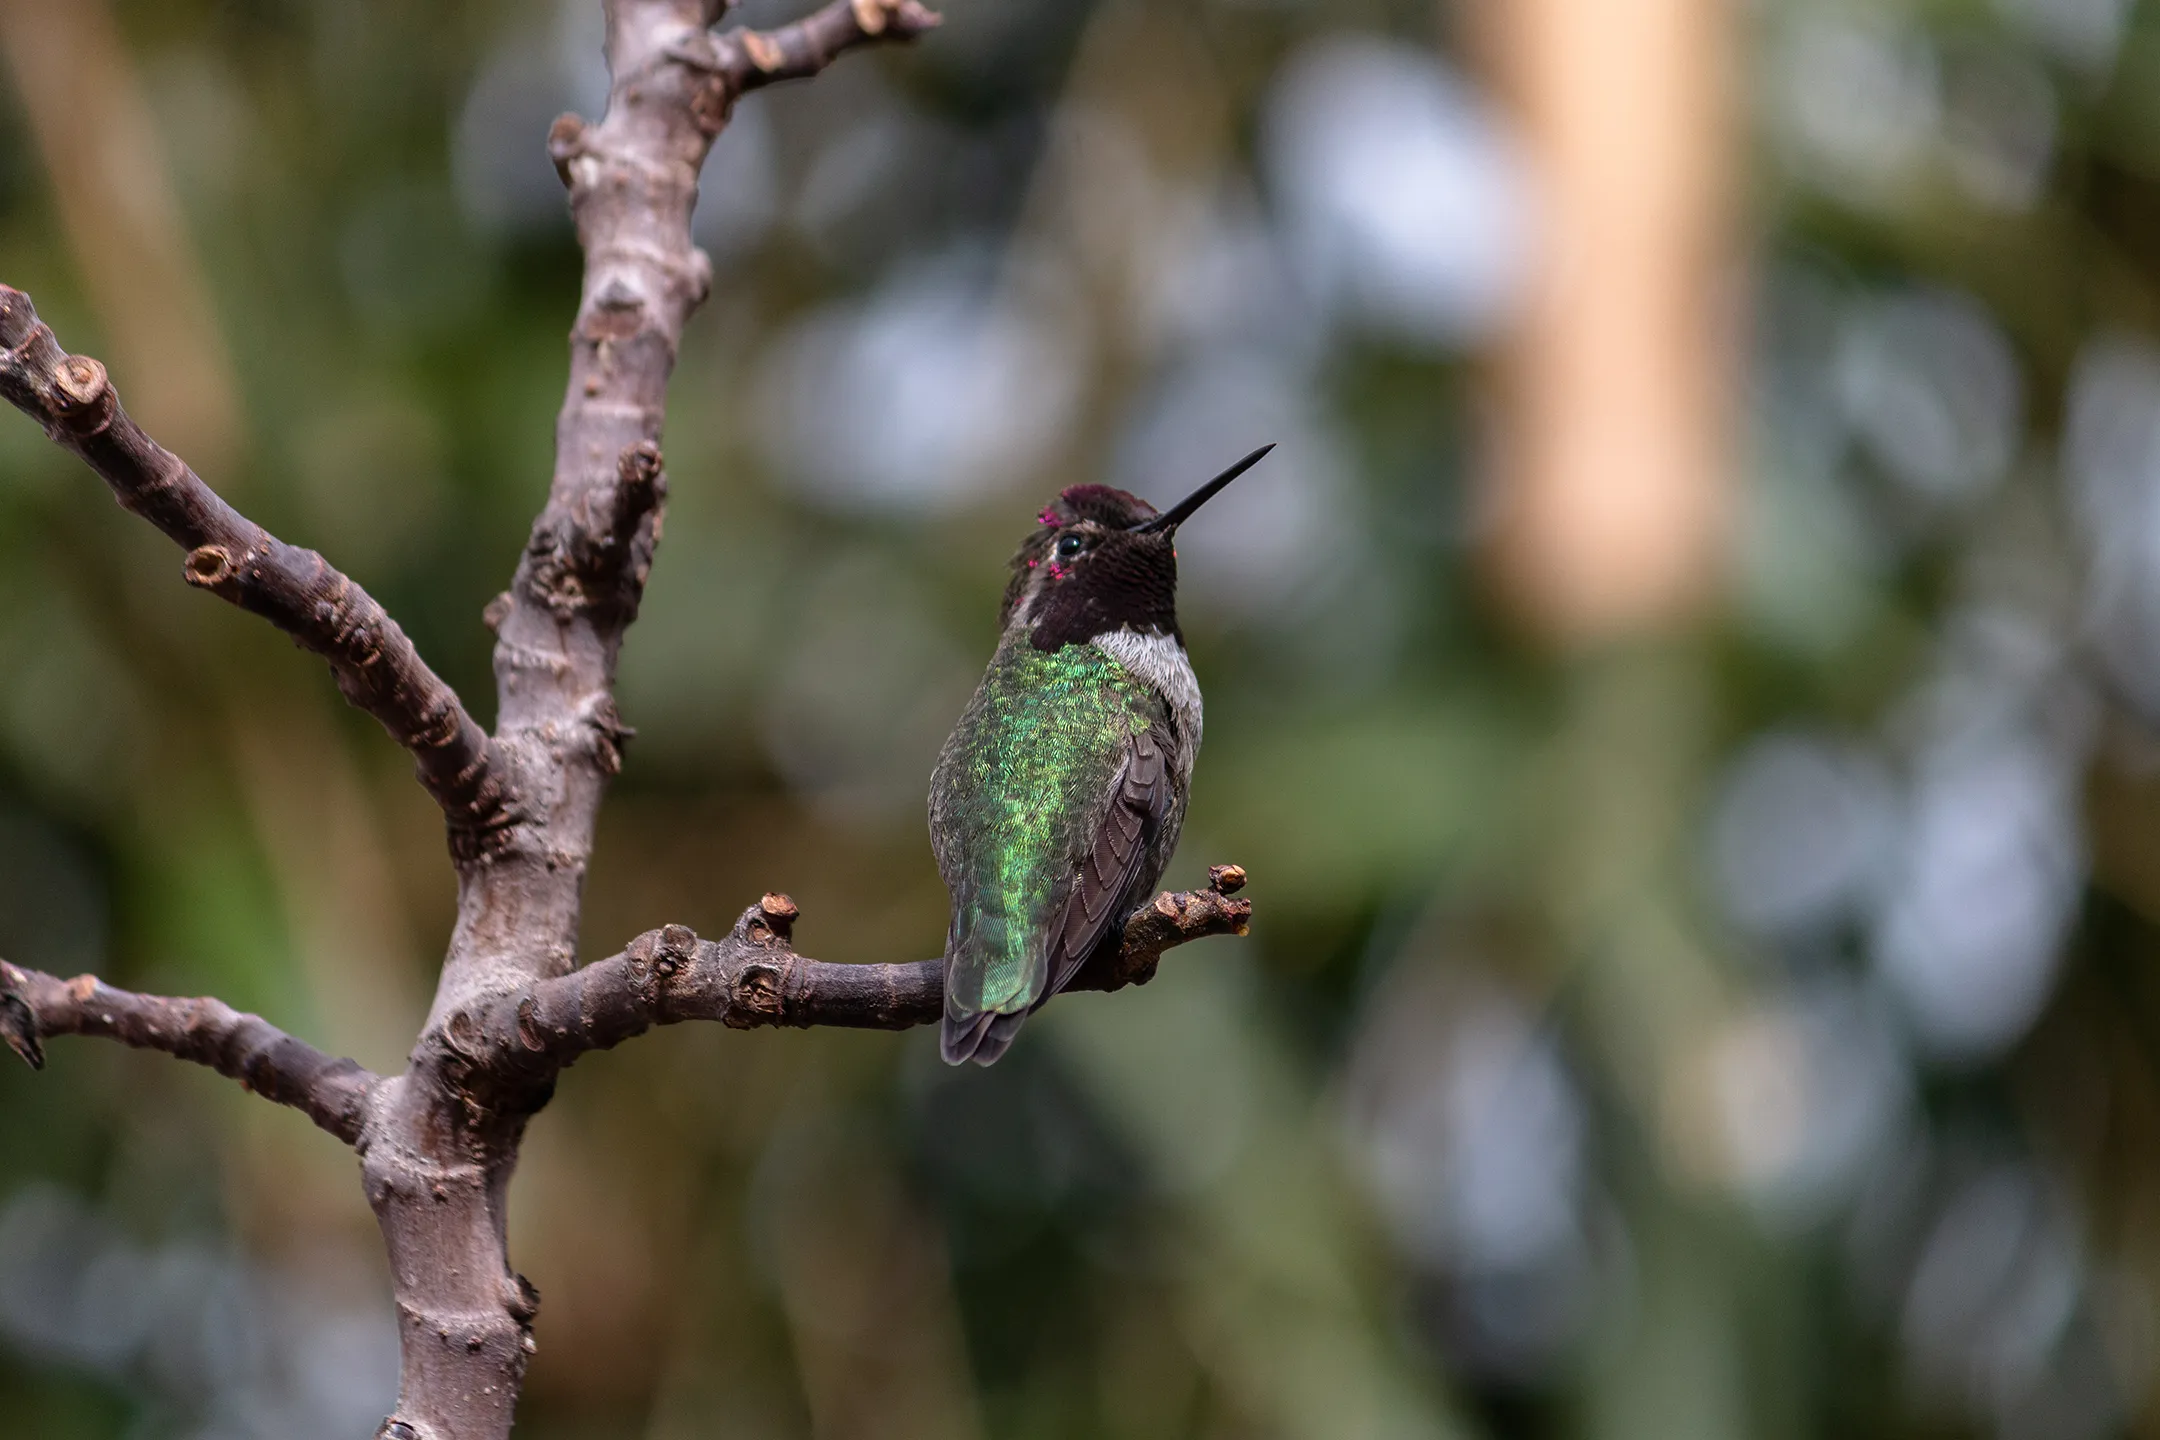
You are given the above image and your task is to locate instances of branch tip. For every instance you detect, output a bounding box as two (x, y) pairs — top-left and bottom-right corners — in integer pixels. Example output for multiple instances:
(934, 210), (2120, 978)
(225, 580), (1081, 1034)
(53, 354), (110, 418)
(757, 892), (799, 941)
(741, 30), (785, 73)
(546, 113), (587, 185)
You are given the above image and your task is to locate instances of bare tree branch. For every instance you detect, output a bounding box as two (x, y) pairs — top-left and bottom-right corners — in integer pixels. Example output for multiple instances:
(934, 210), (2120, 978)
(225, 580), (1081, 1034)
(448, 867), (1252, 1091)
(0, 286), (507, 847)
(445, 0), (944, 1026)
(0, 8), (1263, 1440)
(0, 959), (377, 1144)
(714, 0), (943, 97)
(345, 7), (947, 1437)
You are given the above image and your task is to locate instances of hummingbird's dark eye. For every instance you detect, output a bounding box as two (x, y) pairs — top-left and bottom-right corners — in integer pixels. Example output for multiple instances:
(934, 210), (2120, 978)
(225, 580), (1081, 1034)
(1055, 534), (1085, 560)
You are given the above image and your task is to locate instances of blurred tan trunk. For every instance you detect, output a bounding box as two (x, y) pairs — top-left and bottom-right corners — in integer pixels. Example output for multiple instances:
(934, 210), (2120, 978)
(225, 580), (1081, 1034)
(1481, 0), (1735, 641)
(0, 0), (240, 475)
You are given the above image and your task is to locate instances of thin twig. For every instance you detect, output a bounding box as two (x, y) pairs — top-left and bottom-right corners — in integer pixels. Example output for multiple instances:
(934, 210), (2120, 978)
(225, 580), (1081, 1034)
(0, 286), (507, 849)
(715, 0), (942, 97)
(0, 959), (377, 1144)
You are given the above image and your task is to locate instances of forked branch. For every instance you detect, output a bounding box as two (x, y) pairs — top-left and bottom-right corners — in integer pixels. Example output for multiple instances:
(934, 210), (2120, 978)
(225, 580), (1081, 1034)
(0, 868), (1245, 1135)
(0, 4), (1264, 1439)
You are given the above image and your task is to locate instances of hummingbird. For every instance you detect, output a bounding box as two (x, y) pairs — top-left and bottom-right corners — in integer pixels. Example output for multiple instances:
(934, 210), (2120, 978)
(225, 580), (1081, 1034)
(930, 443), (1274, 1065)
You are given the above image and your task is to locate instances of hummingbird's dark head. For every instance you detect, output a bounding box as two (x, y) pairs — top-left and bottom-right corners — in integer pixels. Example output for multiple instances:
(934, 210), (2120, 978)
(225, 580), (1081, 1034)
(999, 445), (1274, 651)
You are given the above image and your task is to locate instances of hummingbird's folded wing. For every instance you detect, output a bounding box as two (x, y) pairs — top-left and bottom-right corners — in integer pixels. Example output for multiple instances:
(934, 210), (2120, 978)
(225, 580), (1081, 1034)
(1044, 723), (1172, 999)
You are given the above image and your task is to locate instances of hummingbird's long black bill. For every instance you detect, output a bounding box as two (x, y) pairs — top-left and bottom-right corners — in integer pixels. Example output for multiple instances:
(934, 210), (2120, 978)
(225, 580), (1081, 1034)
(1130, 443), (1275, 535)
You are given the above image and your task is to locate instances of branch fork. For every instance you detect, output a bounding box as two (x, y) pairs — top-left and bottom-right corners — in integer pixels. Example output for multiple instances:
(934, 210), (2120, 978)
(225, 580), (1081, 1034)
(0, 5), (1255, 1439)
(439, 865), (1252, 1107)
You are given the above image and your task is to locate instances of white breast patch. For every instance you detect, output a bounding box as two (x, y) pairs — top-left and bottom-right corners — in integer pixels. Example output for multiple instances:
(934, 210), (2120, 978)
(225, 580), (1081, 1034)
(1092, 627), (1202, 773)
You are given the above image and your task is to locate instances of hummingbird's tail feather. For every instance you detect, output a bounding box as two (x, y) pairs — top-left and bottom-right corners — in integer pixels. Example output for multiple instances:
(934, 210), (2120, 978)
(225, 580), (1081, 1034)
(940, 1006), (996, 1065)
(968, 1010), (1027, 1066)
(939, 1004), (1027, 1066)
(939, 891), (1048, 1066)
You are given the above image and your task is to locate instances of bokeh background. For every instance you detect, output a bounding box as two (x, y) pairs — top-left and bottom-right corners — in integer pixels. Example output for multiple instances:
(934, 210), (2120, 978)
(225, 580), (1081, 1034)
(1, 0), (2156, 1435)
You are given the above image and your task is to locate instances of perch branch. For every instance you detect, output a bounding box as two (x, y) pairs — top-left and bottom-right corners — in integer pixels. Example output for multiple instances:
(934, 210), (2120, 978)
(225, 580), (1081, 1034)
(0, 286), (506, 847)
(450, 867), (1252, 1091)
(0, 959), (377, 1144)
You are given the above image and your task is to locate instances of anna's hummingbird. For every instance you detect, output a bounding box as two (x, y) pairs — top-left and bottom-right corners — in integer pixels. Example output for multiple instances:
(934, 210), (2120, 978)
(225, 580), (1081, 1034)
(930, 444), (1273, 1066)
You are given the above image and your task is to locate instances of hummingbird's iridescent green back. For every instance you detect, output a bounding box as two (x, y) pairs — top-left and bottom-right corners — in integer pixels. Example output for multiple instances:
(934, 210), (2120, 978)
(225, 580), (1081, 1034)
(929, 450), (1261, 1065)
(930, 636), (1167, 1029)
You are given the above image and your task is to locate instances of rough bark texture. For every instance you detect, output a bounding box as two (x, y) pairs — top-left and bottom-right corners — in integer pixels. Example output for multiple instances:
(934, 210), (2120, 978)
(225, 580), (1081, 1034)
(457, 867), (1252, 1093)
(0, 959), (377, 1143)
(0, 287), (504, 843)
(0, 4), (1251, 1438)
